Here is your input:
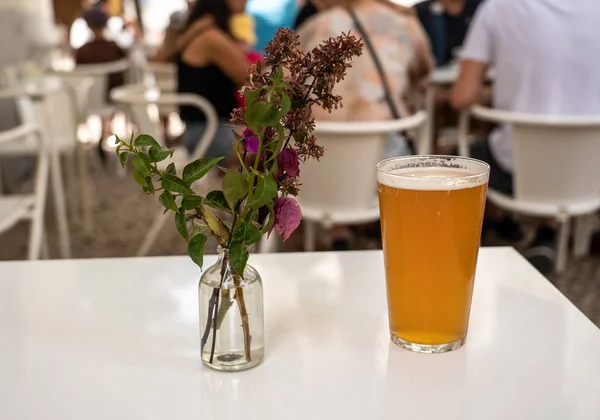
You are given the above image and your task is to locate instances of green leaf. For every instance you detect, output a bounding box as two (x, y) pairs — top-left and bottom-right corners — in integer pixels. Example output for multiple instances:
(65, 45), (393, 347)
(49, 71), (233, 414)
(143, 177), (154, 194)
(132, 155), (151, 175)
(189, 220), (209, 238)
(181, 195), (203, 210)
(175, 212), (188, 242)
(245, 102), (280, 127)
(246, 174), (277, 209)
(133, 169), (147, 187)
(159, 191), (178, 212)
(166, 162), (176, 175)
(278, 92), (292, 118)
(135, 134), (160, 148)
(229, 239), (249, 278)
(161, 173), (194, 194)
(182, 157), (223, 184)
(279, 81), (292, 90)
(204, 190), (230, 211)
(244, 88), (262, 106)
(149, 145), (173, 162)
(115, 134), (122, 144)
(271, 66), (284, 83)
(188, 233), (208, 268)
(233, 219), (261, 245)
(222, 170), (249, 210)
(118, 151), (129, 168)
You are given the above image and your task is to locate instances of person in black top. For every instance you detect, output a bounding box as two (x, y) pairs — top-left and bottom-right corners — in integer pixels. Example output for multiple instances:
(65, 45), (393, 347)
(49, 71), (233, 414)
(175, 0), (249, 157)
(414, 0), (481, 67)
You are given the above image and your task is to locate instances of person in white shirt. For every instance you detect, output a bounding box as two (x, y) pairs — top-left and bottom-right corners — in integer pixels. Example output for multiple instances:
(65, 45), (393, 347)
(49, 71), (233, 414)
(451, 0), (600, 196)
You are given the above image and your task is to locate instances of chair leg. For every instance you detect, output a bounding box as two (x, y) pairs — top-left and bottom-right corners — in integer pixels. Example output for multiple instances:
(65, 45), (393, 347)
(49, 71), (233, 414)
(64, 150), (78, 221)
(41, 227), (50, 259)
(137, 210), (170, 256)
(77, 143), (93, 237)
(28, 154), (50, 261)
(556, 217), (571, 274)
(573, 214), (594, 258)
(304, 221), (317, 252)
(424, 86), (436, 155)
(49, 147), (71, 258)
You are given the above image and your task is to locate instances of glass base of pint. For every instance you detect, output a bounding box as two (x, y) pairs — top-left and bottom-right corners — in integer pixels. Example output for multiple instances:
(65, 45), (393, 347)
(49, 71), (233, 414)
(391, 334), (465, 354)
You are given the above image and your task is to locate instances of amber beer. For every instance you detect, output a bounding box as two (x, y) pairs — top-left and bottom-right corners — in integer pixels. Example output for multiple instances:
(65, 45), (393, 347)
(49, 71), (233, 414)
(377, 156), (489, 353)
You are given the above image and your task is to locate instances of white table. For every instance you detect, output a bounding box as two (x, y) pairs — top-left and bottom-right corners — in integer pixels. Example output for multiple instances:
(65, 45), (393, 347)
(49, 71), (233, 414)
(425, 64), (495, 153)
(1, 248), (599, 419)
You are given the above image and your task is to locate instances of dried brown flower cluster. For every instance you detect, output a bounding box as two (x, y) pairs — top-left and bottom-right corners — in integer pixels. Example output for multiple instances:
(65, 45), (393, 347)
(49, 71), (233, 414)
(233, 28), (363, 163)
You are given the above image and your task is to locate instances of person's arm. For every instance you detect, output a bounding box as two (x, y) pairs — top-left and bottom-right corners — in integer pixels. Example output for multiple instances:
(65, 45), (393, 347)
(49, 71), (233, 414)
(155, 27), (180, 62)
(450, 1), (493, 109)
(451, 60), (487, 109)
(206, 30), (250, 87)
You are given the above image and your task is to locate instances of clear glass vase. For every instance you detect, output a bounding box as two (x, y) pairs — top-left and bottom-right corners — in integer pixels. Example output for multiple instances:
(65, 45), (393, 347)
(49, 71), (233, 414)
(198, 247), (264, 371)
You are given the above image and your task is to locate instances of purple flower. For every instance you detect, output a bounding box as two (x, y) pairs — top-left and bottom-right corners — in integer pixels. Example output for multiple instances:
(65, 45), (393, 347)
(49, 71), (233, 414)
(277, 147), (300, 178)
(271, 197), (302, 242)
(243, 128), (259, 154)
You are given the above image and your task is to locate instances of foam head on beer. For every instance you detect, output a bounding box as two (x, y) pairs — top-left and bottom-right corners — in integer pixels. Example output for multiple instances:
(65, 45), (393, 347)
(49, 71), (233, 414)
(377, 156), (489, 352)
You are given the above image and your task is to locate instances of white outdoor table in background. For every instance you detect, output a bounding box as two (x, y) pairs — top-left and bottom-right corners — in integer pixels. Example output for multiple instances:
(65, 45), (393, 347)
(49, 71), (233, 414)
(0, 248), (599, 419)
(425, 64), (495, 152)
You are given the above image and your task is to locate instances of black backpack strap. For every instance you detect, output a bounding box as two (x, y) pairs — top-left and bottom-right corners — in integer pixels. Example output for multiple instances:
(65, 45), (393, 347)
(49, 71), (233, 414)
(347, 7), (402, 119)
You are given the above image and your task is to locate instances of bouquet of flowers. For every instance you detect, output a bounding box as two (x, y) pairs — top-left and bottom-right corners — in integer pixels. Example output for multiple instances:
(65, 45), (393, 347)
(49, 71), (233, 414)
(116, 28), (363, 368)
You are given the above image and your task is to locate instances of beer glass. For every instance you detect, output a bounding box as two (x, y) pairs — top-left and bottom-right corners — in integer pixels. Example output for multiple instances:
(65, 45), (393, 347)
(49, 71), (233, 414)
(377, 156), (490, 353)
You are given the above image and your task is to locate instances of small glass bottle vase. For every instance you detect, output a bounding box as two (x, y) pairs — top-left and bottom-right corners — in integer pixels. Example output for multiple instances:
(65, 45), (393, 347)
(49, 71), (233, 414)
(198, 247), (264, 371)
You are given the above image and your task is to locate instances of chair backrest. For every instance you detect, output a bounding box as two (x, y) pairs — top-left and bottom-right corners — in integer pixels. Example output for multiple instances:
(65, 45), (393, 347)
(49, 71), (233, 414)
(0, 86), (46, 152)
(110, 84), (218, 160)
(142, 62), (177, 92)
(297, 112), (427, 222)
(52, 59), (130, 116)
(463, 105), (600, 209)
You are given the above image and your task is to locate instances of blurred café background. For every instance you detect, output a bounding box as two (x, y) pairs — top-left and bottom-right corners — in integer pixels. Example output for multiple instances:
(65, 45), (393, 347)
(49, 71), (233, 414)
(0, 0), (599, 324)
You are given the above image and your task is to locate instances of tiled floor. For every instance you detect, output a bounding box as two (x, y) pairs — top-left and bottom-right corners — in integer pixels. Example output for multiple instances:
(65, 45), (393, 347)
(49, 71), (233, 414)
(1, 149), (599, 326)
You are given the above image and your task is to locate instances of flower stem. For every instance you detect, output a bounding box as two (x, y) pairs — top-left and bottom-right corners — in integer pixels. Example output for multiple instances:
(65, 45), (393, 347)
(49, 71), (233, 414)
(232, 271), (252, 362)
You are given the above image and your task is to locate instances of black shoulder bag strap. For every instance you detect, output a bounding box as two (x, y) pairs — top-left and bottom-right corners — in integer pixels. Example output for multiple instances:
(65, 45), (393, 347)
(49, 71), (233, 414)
(347, 7), (402, 120)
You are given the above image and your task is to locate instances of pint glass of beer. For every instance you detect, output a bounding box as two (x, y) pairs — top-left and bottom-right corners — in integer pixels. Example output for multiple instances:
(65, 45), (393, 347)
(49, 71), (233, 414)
(377, 156), (489, 353)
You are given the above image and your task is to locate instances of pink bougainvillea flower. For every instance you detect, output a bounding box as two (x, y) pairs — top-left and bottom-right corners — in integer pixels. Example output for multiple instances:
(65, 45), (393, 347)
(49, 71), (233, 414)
(277, 147), (300, 178)
(243, 128), (259, 154)
(271, 196), (302, 241)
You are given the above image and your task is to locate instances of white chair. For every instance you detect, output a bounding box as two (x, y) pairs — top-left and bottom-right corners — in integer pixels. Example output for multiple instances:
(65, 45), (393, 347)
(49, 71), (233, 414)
(261, 111), (428, 253)
(0, 89), (50, 260)
(458, 104), (600, 273)
(111, 84), (218, 256)
(0, 83), (72, 258)
(52, 59), (130, 119)
(141, 62), (178, 121)
(142, 62), (177, 92)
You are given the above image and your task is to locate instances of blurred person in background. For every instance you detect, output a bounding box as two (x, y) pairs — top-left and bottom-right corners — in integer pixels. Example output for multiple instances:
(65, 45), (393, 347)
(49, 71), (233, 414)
(299, 0), (432, 125)
(415, 0), (481, 67)
(299, 0), (433, 249)
(295, 0), (412, 30)
(155, 0), (196, 62)
(294, 0), (332, 30)
(247, 0), (298, 51)
(75, 8), (126, 97)
(452, 0), (600, 268)
(175, 0), (250, 157)
(75, 6), (127, 158)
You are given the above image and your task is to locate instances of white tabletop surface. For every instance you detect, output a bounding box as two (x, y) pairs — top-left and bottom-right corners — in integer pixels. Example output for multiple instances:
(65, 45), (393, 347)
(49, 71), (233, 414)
(1, 248), (599, 420)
